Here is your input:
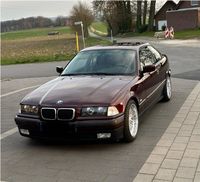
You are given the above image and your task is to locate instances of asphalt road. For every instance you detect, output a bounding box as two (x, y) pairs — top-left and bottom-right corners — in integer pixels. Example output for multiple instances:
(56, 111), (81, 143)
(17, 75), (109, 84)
(1, 38), (200, 182)
(1, 61), (67, 80)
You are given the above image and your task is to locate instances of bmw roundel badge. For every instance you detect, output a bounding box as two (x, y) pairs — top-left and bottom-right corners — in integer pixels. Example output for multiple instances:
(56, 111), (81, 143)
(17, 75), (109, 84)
(56, 100), (63, 104)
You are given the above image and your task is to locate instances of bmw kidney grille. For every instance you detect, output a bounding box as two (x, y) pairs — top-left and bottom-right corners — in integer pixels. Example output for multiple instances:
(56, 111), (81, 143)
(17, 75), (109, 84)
(41, 108), (75, 121)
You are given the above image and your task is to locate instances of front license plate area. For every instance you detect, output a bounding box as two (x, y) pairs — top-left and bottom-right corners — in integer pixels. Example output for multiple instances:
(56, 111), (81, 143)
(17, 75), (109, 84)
(42, 122), (72, 136)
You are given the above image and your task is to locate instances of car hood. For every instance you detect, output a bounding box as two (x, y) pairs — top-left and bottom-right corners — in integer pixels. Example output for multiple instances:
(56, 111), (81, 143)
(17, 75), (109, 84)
(22, 76), (134, 107)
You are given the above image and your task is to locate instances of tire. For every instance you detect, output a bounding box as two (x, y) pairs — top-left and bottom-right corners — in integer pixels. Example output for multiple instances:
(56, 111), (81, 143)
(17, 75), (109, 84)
(163, 76), (172, 101)
(124, 100), (139, 142)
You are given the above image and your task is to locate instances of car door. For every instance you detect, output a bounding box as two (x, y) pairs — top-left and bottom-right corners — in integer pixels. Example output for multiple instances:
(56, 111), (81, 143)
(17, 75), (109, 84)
(137, 46), (161, 113)
(148, 45), (168, 83)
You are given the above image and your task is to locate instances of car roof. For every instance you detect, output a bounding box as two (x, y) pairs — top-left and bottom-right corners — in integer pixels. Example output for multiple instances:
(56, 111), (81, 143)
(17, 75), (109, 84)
(81, 42), (150, 52)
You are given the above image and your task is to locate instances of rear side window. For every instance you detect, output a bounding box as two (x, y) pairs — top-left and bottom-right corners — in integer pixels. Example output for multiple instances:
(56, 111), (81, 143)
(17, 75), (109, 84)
(148, 46), (162, 61)
(139, 47), (156, 66)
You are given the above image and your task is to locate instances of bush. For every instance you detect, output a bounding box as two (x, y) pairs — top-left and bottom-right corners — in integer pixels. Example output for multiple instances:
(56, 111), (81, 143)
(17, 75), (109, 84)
(137, 25), (148, 33)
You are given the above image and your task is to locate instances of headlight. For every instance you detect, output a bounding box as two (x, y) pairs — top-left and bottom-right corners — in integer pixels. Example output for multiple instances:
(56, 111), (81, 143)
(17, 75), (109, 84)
(81, 106), (120, 117)
(107, 106), (119, 116)
(20, 104), (38, 115)
(81, 107), (107, 117)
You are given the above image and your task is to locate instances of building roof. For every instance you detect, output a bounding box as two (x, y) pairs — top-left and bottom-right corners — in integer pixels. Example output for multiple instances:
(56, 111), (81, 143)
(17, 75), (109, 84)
(176, 0), (200, 9)
(155, 0), (177, 18)
(176, 0), (185, 9)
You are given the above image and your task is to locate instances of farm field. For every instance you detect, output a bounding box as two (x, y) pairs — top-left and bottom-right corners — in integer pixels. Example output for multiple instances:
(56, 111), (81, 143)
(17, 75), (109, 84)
(1, 26), (72, 40)
(1, 26), (110, 65)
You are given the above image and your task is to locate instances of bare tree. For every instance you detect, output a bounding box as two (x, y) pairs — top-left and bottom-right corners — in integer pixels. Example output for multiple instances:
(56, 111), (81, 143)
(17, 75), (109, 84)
(93, 1), (117, 35)
(143, 0), (147, 25)
(148, 0), (156, 31)
(70, 1), (94, 37)
(1, 17), (53, 32)
(93, 0), (132, 35)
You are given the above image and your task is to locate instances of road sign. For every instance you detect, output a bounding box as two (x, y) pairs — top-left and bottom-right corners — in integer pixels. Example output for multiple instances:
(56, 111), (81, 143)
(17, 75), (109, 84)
(74, 21), (83, 25)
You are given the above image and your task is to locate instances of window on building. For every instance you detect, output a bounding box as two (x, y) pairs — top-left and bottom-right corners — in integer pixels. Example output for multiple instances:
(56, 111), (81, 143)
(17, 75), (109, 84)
(191, 0), (199, 6)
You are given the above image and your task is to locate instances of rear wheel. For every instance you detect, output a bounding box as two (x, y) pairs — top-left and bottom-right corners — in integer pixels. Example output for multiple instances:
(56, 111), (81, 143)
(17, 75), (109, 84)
(124, 100), (139, 142)
(163, 76), (172, 101)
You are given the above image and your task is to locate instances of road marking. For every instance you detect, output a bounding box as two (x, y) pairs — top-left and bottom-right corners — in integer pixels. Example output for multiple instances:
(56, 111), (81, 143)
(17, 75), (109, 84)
(1, 85), (41, 140)
(0, 127), (18, 140)
(0, 85), (40, 98)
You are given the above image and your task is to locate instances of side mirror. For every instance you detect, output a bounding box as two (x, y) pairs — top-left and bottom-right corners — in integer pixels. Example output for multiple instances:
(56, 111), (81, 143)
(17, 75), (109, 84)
(56, 66), (64, 74)
(143, 65), (156, 73)
(162, 54), (168, 59)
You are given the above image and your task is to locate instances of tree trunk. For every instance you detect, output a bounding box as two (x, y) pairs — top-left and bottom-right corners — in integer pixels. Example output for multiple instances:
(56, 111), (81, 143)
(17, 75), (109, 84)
(126, 0), (132, 32)
(143, 0), (147, 25)
(148, 0), (156, 31)
(137, 0), (142, 31)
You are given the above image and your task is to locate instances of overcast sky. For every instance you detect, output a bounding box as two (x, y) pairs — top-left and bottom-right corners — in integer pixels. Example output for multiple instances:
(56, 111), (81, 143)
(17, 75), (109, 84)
(1, 0), (180, 22)
(1, 0), (90, 21)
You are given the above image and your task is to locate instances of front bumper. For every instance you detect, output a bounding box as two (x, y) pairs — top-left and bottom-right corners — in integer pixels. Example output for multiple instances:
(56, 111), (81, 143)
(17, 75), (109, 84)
(15, 115), (124, 141)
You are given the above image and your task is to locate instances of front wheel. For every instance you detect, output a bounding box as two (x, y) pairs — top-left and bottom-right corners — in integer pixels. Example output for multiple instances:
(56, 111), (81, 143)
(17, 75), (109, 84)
(124, 100), (139, 142)
(163, 76), (172, 101)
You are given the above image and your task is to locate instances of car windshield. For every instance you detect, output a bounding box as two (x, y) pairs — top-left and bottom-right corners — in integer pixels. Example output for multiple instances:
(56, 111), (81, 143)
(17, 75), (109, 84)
(61, 49), (136, 76)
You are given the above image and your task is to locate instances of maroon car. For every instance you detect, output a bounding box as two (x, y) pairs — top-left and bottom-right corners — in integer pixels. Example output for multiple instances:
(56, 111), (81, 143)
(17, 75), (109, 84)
(15, 42), (172, 142)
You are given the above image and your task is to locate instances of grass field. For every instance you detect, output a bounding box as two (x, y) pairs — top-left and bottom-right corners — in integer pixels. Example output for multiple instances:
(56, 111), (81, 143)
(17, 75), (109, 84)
(91, 22), (108, 34)
(90, 22), (108, 36)
(174, 28), (200, 39)
(1, 27), (110, 65)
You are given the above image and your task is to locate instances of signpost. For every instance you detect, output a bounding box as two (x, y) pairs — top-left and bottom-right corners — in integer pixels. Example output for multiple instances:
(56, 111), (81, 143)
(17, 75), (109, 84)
(75, 32), (79, 52)
(74, 21), (85, 48)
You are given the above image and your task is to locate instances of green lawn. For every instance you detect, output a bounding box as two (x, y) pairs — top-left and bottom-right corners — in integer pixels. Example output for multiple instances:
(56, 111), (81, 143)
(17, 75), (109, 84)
(174, 29), (200, 39)
(85, 37), (111, 47)
(1, 26), (72, 40)
(91, 22), (108, 34)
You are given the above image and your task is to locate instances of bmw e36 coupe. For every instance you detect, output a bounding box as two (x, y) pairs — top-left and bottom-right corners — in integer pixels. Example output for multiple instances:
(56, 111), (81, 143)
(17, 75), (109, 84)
(15, 42), (172, 142)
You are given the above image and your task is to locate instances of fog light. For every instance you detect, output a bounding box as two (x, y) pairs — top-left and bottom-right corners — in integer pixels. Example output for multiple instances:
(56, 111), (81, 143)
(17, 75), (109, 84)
(20, 129), (30, 135)
(97, 133), (111, 139)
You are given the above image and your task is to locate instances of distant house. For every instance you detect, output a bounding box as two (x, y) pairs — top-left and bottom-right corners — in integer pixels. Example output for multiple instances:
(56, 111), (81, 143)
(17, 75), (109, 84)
(155, 0), (200, 31)
(155, 0), (177, 31)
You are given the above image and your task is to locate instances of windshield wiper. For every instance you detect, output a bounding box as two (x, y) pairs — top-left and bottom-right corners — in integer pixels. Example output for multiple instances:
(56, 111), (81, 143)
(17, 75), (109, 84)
(61, 73), (90, 76)
(61, 72), (134, 76)
(87, 73), (118, 75)
(61, 73), (117, 76)
(89, 73), (135, 76)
